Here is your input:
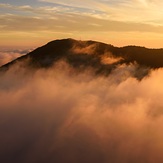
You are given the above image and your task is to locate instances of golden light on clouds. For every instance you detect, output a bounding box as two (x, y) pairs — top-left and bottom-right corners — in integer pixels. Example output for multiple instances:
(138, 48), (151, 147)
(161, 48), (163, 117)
(1, 1), (163, 162)
(1, 59), (163, 162)
(1, 0), (163, 47)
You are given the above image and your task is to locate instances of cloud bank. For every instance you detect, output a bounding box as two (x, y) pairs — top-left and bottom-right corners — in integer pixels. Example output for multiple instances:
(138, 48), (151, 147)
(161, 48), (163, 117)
(1, 60), (163, 163)
(0, 48), (33, 66)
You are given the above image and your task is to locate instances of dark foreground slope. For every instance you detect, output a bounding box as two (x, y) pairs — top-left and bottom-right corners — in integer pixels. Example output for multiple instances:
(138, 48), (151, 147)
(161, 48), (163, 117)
(1, 38), (163, 78)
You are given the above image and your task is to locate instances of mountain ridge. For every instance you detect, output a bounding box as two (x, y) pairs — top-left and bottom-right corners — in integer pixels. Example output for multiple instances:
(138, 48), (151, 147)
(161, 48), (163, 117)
(1, 38), (163, 78)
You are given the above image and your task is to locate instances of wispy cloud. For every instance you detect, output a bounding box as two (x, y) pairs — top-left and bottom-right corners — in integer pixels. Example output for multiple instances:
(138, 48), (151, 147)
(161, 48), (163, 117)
(1, 1), (163, 47)
(1, 1), (163, 24)
(1, 1), (163, 32)
(38, 0), (163, 24)
(1, 11), (163, 33)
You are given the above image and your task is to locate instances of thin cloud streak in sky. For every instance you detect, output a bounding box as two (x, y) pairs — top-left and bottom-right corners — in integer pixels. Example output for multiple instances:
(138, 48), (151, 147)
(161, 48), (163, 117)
(1, 0), (163, 24)
(38, 0), (163, 24)
(1, 1), (163, 47)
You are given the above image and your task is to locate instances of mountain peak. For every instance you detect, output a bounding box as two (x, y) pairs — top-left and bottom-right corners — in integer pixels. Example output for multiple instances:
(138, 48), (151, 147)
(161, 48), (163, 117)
(1, 38), (163, 79)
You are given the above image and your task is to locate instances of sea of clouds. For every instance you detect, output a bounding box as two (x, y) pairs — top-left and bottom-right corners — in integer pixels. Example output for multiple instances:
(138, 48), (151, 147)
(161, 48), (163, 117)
(0, 47), (34, 66)
(0, 54), (163, 163)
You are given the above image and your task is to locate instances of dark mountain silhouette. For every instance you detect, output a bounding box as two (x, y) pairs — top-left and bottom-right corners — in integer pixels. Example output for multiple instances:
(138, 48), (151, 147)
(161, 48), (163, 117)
(1, 38), (163, 78)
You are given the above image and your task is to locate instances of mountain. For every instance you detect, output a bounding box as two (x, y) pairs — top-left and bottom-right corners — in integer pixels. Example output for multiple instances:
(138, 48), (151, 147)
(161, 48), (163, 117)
(1, 38), (163, 78)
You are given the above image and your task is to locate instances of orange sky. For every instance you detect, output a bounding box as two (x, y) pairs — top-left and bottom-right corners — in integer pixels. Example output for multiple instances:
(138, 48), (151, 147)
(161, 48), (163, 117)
(1, 0), (163, 48)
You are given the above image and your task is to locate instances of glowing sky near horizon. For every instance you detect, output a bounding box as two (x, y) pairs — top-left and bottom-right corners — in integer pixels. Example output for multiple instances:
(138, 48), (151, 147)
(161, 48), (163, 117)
(1, 0), (163, 47)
